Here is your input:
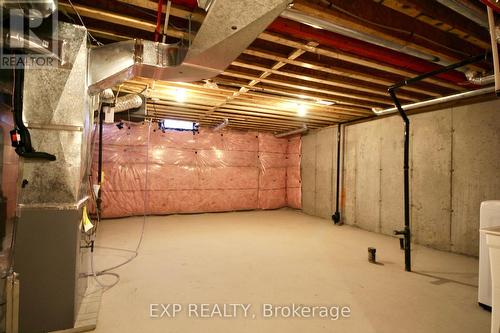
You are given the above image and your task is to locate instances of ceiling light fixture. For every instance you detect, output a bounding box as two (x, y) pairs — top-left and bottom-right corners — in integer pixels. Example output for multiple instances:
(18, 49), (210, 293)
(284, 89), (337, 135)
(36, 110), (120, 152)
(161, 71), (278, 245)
(316, 99), (335, 106)
(297, 103), (308, 117)
(174, 88), (187, 103)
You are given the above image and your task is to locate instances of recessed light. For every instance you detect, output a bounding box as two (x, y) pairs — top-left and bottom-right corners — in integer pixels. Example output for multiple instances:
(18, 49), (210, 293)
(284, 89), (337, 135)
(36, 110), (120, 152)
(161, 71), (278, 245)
(297, 104), (308, 117)
(174, 88), (187, 103)
(316, 99), (335, 106)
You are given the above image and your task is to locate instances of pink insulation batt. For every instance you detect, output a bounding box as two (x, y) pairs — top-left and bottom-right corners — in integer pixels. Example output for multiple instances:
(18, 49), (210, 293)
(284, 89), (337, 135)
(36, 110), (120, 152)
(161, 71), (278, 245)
(94, 123), (302, 218)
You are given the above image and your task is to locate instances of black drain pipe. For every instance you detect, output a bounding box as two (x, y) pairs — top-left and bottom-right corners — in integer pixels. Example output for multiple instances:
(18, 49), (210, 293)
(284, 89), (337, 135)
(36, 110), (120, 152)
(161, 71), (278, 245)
(332, 123), (342, 224)
(388, 52), (488, 272)
(388, 89), (411, 272)
(96, 106), (104, 214)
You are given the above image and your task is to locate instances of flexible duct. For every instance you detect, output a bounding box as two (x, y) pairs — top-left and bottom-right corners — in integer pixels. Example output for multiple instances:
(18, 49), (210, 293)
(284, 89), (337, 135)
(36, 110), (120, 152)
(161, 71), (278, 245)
(213, 118), (229, 131)
(113, 94), (143, 113)
(372, 86), (494, 115)
(100, 89), (115, 102)
(466, 71), (495, 85)
(487, 6), (500, 95)
(275, 124), (308, 138)
(0, 0), (56, 18)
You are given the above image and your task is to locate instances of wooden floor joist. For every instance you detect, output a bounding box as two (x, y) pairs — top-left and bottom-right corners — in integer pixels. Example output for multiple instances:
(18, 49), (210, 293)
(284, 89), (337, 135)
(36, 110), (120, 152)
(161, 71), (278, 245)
(56, 0), (492, 132)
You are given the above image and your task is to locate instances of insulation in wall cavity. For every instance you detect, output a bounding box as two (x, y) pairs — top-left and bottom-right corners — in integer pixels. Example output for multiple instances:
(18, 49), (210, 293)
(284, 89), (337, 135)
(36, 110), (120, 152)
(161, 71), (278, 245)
(93, 123), (302, 218)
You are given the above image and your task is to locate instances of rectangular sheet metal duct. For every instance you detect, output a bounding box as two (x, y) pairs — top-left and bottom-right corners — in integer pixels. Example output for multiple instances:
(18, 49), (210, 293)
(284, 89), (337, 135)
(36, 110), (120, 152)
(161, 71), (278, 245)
(88, 0), (292, 93)
(13, 23), (92, 333)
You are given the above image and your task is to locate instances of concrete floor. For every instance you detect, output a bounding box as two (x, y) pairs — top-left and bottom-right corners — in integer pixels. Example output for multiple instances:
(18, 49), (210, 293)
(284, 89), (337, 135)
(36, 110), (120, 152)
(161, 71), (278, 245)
(88, 209), (490, 333)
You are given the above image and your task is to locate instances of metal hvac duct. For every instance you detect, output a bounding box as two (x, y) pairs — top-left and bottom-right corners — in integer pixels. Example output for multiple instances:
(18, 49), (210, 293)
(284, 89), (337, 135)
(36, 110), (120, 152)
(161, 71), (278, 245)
(436, 0), (488, 29)
(98, 89), (143, 113)
(280, 8), (449, 66)
(197, 0), (215, 11)
(487, 5), (500, 95)
(113, 94), (143, 113)
(466, 71), (495, 85)
(0, 0), (56, 18)
(14, 23), (91, 333)
(88, 0), (292, 93)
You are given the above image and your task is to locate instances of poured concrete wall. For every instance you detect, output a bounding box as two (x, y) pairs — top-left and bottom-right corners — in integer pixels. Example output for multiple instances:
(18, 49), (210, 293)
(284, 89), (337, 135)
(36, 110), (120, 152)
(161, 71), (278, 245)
(302, 99), (500, 256)
(301, 126), (339, 219)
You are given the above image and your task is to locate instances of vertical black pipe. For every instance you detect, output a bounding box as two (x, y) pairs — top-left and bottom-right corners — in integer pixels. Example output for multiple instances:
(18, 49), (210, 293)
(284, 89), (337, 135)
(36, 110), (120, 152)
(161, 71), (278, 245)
(386, 53), (487, 272)
(96, 106), (104, 213)
(332, 123), (342, 224)
(13, 68), (25, 131)
(389, 89), (411, 272)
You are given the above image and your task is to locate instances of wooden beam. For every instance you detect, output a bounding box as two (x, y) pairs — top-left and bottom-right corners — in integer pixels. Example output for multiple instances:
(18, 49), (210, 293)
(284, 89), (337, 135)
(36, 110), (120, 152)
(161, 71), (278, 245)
(150, 99), (345, 123)
(237, 92), (371, 115)
(151, 106), (329, 128)
(197, 42), (324, 121)
(87, 28), (130, 41)
(243, 48), (441, 97)
(221, 70), (394, 105)
(116, 0), (205, 22)
(231, 60), (419, 102)
(227, 98), (367, 118)
(58, 2), (192, 40)
(259, 31), (465, 91)
(381, 0), (490, 49)
(122, 80), (368, 120)
(123, 78), (370, 115)
(219, 104), (348, 122)
(293, 0), (485, 66)
(213, 78), (378, 110)
(61, 0), (467, 97)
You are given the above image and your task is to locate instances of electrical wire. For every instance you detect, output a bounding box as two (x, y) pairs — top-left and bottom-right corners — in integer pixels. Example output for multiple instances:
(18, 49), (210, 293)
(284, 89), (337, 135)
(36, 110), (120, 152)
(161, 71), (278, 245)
(66, 0), (103, 46)
(117, 1), (158, 19)
(84, 118), (151, 291)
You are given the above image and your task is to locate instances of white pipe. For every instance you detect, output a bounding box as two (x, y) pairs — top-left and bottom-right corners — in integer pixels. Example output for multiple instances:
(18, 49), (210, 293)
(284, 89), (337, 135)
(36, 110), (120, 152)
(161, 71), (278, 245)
(281, 9), (446, 65)
(275, 124), (308, 138)
(487, 6), (500, 96)
(372, 86), (495, 115)
(213, 118), (229, 131)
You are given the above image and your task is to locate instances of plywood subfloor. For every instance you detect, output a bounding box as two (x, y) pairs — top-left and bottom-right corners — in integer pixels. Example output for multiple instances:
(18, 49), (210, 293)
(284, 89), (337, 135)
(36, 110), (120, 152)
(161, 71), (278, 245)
(88, 209), (490, 333)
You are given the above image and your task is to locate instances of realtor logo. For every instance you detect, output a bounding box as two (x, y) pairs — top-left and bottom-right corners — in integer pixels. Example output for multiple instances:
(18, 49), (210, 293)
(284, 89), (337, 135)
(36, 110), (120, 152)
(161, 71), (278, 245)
(0, 1), (61, 69)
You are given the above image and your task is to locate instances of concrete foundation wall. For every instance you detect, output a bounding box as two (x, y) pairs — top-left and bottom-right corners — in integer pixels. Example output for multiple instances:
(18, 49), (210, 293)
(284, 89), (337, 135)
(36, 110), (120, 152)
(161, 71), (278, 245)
(301, 126), (339, 219)
(302, 99), (500, 256)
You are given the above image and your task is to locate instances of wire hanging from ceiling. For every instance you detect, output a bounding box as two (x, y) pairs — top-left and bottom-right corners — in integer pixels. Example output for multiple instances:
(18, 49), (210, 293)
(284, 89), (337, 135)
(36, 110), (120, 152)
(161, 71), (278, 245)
(66, 0), (103, 46)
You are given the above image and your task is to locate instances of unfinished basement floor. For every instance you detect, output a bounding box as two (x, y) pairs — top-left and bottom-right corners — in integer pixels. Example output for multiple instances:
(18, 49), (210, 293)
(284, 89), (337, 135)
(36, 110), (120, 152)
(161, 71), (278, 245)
(87, 209), (490, 333)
